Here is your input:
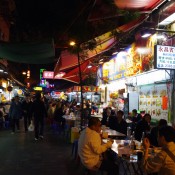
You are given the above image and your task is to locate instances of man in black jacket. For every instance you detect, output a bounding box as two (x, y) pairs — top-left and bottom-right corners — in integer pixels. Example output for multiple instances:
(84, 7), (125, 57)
(22, 95), (32, 132)
(31, 93), (47, 140)
(135, 113), (151, 141)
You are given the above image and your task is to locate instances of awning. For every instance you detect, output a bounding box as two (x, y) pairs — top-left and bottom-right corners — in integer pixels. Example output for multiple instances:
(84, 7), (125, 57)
(61, 60), (98, 84)
(55, 15), (147, 74)
(0, 40), (55, 64)
(114, 0), (165, 11)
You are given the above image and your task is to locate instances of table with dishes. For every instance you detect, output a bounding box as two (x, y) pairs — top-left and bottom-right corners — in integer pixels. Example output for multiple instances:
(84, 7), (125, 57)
(103, 139), (144, 175)
(103, 139), (162, 175)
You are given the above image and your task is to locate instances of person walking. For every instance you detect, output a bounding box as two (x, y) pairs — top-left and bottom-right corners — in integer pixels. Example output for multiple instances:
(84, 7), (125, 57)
(31, 93), (47, 140)
(22, 95), (33, 132)
(9, 96), (22, 134)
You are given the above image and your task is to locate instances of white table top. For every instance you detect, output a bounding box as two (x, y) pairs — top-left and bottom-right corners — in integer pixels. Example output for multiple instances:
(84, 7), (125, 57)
(91, 114), (102, 118)
(103, 129), (126, 137)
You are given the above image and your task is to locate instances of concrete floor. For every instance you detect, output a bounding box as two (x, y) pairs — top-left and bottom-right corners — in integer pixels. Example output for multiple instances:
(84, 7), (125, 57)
(0, 125), (85, 175)
(0, 122), (144, 175)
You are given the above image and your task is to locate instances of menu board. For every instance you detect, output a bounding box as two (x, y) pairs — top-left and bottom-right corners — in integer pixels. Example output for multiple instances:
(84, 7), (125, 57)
(139, 84), (168, 120)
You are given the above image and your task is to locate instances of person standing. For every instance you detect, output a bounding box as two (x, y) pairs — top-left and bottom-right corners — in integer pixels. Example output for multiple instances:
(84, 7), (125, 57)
(22, 95), (33, 132)
(9, 96), (22, 134)
(31, 93), (47, 140)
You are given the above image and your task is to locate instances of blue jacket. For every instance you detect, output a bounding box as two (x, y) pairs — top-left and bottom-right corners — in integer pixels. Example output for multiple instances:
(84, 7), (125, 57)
(9, 102), (22, 119)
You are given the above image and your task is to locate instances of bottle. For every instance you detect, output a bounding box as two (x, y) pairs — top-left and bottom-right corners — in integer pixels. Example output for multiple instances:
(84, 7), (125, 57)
(141, 132), (145, 144)
(130, 134), (136, 151)
(127, 127), (131, 140)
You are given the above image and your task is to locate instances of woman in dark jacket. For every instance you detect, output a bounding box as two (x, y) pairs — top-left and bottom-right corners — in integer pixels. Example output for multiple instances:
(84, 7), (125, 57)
(9, 96), (23, 133)
(54, 101), (66, 130)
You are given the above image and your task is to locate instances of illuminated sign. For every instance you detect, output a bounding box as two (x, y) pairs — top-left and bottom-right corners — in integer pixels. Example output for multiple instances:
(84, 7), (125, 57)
(154, 45), (175, 69)
(73, 86), (99, 92)
(43, 71), (54, 79)
(55, 72), (65, 79)
(43, 71), (65, 79)
(34, 87), (42, 91)
(40, 69), (46, 87)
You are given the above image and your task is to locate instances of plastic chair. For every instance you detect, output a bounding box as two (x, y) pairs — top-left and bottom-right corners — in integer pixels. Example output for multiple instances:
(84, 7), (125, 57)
(71, 139), (79, 159)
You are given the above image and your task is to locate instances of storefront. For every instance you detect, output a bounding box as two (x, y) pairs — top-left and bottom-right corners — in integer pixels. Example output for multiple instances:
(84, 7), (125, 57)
(97, 33), (173, 122)
(67, 86), (100, 104)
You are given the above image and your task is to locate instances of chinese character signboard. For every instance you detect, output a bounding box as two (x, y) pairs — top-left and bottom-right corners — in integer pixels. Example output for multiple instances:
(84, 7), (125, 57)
(43, 71), (65, 79)
(154, 45), (175, 69)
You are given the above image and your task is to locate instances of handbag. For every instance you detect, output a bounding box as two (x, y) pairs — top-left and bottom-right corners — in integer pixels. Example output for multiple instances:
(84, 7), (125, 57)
(148, 148), (175, 175)
(164, 148), (175, 163)
(28, 120), (34, 131)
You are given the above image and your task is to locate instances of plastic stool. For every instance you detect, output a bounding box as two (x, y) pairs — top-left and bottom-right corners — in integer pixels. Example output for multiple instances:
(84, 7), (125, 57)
(71, 139), (78, 159)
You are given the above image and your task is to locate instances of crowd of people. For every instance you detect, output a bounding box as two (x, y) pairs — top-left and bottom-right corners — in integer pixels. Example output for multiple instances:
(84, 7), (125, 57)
(0, 94), (97, 140)
(0, 94), (175, 175)
(78, 107), (175, 175)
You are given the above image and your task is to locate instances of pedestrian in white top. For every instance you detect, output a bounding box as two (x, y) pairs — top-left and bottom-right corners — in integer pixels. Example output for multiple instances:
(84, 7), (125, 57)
(78, 117), (119, 175)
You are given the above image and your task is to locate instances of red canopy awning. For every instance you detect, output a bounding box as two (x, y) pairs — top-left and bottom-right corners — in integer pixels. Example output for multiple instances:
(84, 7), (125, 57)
(61, 60), (98, 84)
(114, 0), (165, 11)
(55, 15), (147, 74)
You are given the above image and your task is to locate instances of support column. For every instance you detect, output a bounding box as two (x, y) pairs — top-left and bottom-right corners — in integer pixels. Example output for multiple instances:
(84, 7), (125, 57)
(170, 70), (175, 125)
(77, 50), (84, 126)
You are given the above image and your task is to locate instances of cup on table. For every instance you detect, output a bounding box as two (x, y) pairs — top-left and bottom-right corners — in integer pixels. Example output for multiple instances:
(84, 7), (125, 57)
(101, 125), (106, 130)
(137, 151), (143, 161)
(102, 131), (108, 139)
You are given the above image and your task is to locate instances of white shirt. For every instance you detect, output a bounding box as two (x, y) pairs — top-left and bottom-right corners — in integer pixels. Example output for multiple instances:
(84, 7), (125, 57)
(78, 127), (112, 170)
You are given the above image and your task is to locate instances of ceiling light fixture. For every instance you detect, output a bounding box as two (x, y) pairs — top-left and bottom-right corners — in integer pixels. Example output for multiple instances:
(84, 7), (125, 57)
(155, 34), (167, 40)
(159, 12), (175, 26)
(87, 65), (92, 68)
(142, 33), (152, 38)
(69, 41), (76, 46)
(112, 51), (118, 55)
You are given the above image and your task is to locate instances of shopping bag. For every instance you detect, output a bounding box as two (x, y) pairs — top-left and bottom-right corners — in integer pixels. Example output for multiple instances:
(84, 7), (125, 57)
(28, 120), (34, 131)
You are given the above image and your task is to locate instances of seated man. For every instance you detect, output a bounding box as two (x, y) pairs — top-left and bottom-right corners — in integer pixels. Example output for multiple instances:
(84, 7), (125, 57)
(101, 107), (115, 129)
(113, 110), (127, 135)
(135, 113), (151, 141)
(78, 117), (118, 175)
(150, 119), (167, 147)
(143, 125), (175, 175)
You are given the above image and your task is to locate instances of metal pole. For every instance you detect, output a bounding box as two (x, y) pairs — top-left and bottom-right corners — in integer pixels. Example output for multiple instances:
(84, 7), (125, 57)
(171, 70), (175, 125)
(77, 50), (84, 126)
